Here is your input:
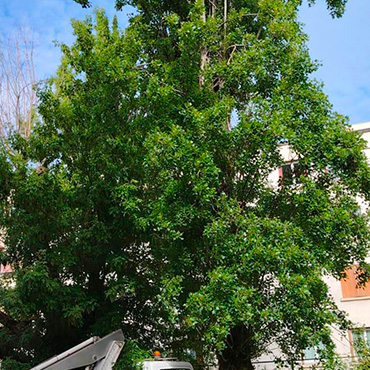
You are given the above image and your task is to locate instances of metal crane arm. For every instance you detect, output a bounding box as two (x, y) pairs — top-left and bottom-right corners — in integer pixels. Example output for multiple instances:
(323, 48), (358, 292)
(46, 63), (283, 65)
(30, 330), (125, 370)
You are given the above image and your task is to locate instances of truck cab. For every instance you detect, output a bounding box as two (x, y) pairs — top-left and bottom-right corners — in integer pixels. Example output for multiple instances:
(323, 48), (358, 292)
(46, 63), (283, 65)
(143, 357), (194, 370)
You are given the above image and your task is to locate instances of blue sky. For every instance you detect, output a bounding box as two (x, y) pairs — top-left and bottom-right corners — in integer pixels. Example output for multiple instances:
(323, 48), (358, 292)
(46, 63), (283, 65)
(1, 0), (369, 124)
(0, 0), (132, 78)
(299, 1), (370, 124)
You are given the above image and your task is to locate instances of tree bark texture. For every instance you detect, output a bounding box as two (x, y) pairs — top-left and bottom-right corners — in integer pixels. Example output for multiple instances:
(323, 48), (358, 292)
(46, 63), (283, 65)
(218, 325), (255, 370)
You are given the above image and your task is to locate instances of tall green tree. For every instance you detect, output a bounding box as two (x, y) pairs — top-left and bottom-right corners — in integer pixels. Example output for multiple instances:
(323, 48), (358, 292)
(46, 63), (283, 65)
(1, 1), (370, 370)
(104, 1), (369, 369)
(0, 11), (159, 367)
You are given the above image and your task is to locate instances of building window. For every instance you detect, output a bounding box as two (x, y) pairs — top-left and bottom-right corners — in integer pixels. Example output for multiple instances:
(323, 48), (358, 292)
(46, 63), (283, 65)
(341, 266), (370, 299)
(303, 342), (326, 361)
(351, 328), (370, 357)
(280, 162), (305, 185)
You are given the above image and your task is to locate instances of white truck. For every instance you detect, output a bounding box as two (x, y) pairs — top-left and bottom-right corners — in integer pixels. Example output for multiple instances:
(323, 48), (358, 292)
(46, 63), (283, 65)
(30, 330), (194, 370)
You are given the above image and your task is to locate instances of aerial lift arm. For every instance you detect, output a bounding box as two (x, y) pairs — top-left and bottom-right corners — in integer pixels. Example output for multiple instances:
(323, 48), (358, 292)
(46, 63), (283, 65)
(30, 330), (125, 370)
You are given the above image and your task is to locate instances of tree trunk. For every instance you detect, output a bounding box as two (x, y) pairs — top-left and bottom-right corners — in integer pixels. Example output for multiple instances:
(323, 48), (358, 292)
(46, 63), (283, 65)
(217, 325), (255, 370)
(224, 0), (228, 32)
(199, 0), (207, 87)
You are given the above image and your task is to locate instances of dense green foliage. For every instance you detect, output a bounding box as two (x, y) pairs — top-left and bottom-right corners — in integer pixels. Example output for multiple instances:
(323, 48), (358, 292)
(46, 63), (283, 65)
(0, 12), (157, 367)
(0, 1), (369, 369)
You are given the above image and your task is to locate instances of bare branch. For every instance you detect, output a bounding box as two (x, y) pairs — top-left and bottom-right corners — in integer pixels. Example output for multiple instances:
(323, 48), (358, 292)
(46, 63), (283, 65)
(0, 25), (38, 139)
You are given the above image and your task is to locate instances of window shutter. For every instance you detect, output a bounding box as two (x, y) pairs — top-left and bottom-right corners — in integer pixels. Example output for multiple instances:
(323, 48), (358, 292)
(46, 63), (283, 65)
(341, 266), (370, 299)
